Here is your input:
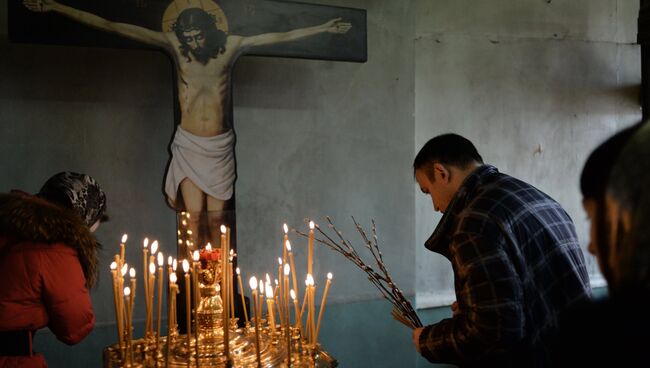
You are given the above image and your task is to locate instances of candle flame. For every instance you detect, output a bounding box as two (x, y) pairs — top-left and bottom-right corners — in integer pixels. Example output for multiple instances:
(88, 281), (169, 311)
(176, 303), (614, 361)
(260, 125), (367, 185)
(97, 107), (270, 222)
(173, 259), (178, 271)
(290, 289), (296, 300)
(177, 239), (182, 245)
(278, 257), (282, 265)
(182, 259), (190, 273)
(309, 221), (315, 230)
(220, 225), (227, 234)
(327, 272), (333, 280)
(168, 256), (173, 266)
(206, 243), (212, 251)
(187, 230), (193, 235)
(259, 282), (264, 294)
(284, 263), (290, 275)
(121, 263), (128, 276)
(129, 268), (136, 278)
(186, 212), (190, 219)
(124, 286), (131, 296)
(236, 267), (241, 275)
(274, 279), (279, 286)
(157, 252), (164, 266)
(249, 276), (258, 290)
(151, 240), (159, 254)
(265, 284), (274, 298)
(170, 273), (177, 283)
(143, 237), (149, 249)
(192, 250), (199, 262)
(283, 223), (288, 234)
(306, 274), (314, 286)
(265, 274), (271, 284)
(149, 262), (155, 274)
(121, 234), (128, 244)
(110, 262), (117, 270)
(286, 240), (292, 252)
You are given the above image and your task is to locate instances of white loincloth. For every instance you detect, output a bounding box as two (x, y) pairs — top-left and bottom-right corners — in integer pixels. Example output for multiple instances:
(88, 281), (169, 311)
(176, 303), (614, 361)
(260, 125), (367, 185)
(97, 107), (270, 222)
(165, 126), (235, 206)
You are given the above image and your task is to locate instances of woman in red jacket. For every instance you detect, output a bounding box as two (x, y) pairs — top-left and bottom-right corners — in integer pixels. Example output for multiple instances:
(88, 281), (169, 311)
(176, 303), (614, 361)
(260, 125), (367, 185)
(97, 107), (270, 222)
(0, 172), (107, 368)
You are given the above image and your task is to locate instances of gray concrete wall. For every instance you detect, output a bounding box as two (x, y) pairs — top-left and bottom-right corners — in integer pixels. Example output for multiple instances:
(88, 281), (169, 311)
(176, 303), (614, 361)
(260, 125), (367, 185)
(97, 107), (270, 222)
(414, 0), (642, 308)
(0, 0), (416, 366)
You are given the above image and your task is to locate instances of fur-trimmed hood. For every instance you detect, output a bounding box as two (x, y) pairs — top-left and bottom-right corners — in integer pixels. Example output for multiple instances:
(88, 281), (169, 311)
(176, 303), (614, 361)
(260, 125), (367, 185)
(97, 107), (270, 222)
(0, 192), (99, 288)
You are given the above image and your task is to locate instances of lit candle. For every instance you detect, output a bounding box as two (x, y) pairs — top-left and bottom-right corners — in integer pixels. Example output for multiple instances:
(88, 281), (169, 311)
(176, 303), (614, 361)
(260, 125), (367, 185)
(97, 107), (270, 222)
(306, 273), (315, 346)
(282, 223), (289, 266)
(124, 286), (134, 364)
(308, 221), (315, 276)
(274, 279), (284, 330)
(284, 263), (291, 365)
(286, 240), (299, 312)
(277, 257), (284, 325)
(236, 267), (249, 326)
(127, 270), (136, 361)
(229, 250), (235, 320)
(191, 250), (200, 368)
(148, 261), (156, 339)
(119, 233), (128, 267)
(265, 282), (276, 334)
(167, 256), (173, 282)
(290, 289), (301, 331)
(315, 273), (333, 345)
(143, 238), (150, 321)
(119, 263), (128, 344)
(166, 272), (178, 365)
(300, 278), (309, 337)
(110, 262), (124, 360)
(156, 252), (164, 351)
(129, 268), (137, 315)
(249, 277), (262, 368)
(220, 225), (230, 363)
(182, 259), (192, 359)
(258, 281), (265, 322)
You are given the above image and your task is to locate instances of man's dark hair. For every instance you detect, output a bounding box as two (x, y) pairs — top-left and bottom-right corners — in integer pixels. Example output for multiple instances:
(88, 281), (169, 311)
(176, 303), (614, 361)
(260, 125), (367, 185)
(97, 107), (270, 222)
(413, 133), (484, 176)
(579, 123), (641, 289)
(172, 8), (227, 64)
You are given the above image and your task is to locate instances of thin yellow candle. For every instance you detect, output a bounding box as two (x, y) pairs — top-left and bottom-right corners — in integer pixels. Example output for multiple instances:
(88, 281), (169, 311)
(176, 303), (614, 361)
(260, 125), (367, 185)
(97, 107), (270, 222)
(110, 262), (124, 360)
(282, 223), (289, 266)
(236, 268), (249, 325)
(119, 233), (128, 267)
(167, 256), (174, 283)
(119, 263), (128, 344)
(283, 264), (291, 365)
(306, 274), (315, 346)
(229, 250), (235, 320)
(315, 273), (333, 344)
(299, 279), (309, 335)
(274, 280), (284, 329)
(148, 261), (156, 338)
(166, 273), (178, 367)
(156, 252), (164, 350)
(249, 277), (261, 368)
(182, 259), (192, 365)
(192, 251), (200, 310)
(290, 289), (301, 330)
(142, 238), (150, 332)
(124, 286), (134, 364)
(286, 241), (299, 309)
(308, 221), (315, 276)
(258, 282), (265, 322)
(265, 283), (276, 334)
(277, 258), (284, 326)
(220, 225), (230, 363)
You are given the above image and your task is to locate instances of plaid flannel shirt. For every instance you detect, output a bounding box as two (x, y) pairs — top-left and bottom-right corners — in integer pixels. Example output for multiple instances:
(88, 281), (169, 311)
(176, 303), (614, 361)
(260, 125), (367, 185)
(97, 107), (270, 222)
(419, 165), (591, 367)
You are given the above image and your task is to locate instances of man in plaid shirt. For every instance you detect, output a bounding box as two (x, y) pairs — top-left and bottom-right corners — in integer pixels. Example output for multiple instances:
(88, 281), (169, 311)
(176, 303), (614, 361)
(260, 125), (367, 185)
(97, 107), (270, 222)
(412, 134), (591, 367)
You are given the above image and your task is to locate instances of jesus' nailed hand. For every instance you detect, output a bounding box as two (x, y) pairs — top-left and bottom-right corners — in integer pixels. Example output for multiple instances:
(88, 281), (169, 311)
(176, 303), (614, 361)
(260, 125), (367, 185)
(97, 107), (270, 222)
(23, 0), (351, 233)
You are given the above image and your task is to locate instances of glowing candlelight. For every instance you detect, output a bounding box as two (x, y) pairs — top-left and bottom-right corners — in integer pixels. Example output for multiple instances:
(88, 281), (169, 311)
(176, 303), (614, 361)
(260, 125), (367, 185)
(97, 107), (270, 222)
(143, 238), (149, 314)
(277, 257), (284, 325)
(308, 221), (315, 276)
(265, 283), (277, 334)
(191, 250), (200, 366)
(249, 277), (261, 368)
(306, 273), (315, 346)
(315, 272), (333, 344)
(110, 262), (123, 359)
(258, 281), (265, 320)
(286, 240), (299, 313)
(236, 267), (249, 325)
(124, 286), (134, 364)
(205, 243), (212, 251)
(282, 223), (289, 266)
(182, 259), (191, 356)
(156, 252), (164, 351)
(283, 263), (291, 365)
(119, 234), (128, 266)
(220, 225), (230, 363)
(166, 272), (178, 365)
(229, 250), (235, 320)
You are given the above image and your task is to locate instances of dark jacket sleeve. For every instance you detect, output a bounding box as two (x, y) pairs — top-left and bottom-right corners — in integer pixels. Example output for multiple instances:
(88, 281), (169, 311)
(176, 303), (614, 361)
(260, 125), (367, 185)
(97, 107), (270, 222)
(418, 230), (525, 365)
(39, 245), (95, 345)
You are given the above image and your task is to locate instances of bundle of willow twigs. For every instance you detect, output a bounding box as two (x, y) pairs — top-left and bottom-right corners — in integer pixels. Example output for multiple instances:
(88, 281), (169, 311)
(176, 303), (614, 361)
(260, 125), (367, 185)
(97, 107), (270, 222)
(295, 216), (422, 329)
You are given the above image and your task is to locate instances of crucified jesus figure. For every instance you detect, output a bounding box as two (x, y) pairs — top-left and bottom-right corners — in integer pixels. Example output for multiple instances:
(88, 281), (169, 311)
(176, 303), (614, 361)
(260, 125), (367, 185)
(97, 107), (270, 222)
(24, 0), (351, 255)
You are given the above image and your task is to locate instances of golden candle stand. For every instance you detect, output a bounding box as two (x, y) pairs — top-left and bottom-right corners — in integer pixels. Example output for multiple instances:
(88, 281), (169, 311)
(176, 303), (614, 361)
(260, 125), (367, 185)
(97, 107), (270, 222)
(104, 227), (337, 368)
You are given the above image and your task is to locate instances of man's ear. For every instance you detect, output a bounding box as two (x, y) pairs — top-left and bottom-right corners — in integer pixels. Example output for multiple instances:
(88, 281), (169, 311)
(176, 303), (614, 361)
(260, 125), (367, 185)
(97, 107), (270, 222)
(433, 163), (450, 183)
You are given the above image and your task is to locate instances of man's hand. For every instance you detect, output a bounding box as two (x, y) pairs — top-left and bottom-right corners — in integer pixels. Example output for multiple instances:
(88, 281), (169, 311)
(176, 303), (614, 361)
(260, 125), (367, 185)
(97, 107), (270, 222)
(23, 0), (55, 12)
(412, 327), (424, 353)
(323, 18), (352, 34)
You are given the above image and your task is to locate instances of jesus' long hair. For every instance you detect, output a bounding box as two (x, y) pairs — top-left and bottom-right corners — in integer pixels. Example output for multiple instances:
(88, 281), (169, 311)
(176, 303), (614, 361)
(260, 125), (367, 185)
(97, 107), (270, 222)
(172, 8), (227, 64)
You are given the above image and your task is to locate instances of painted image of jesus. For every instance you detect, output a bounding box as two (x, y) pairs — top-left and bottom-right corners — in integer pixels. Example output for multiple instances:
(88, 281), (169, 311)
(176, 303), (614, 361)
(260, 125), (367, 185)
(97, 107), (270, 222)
(24, 0), (352, 253)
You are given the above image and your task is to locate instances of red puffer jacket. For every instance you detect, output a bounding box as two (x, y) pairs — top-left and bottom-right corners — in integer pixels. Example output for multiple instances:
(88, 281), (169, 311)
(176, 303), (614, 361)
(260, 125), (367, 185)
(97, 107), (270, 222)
(0, 192), (97, 368)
